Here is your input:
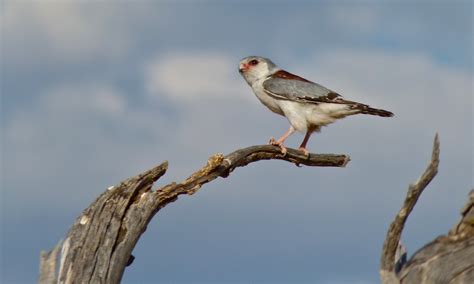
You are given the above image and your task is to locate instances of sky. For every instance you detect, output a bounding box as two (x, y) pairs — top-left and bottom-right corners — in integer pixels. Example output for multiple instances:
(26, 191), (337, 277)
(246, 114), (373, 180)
(1, 0), (473, 283)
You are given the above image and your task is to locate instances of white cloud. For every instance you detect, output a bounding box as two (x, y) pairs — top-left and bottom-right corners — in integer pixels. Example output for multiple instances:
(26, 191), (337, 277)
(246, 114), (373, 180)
(307, 49), (471, 103)
(142, 51), (294, 159)
(145, 52), (250, 103)
(41, 84), (126, 115)
(1, 1), (135, 65)
(4, 83), (127, 175)
(294, 49), (472, 145)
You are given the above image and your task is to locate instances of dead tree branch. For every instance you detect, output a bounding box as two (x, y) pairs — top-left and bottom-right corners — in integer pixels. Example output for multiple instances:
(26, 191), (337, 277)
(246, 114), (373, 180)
(39, 145), (349, 284)
(380, 133), (440, 278)
(380, 134), (474, 284)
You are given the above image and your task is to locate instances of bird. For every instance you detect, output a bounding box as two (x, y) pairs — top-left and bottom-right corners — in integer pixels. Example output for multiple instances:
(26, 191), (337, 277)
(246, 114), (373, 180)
(238, 56), (394, 156)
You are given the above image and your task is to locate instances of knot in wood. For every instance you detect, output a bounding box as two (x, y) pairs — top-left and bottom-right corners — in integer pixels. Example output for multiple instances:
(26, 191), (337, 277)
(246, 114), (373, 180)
(182, 154), (225, 185)
(204, 153), (225, 174)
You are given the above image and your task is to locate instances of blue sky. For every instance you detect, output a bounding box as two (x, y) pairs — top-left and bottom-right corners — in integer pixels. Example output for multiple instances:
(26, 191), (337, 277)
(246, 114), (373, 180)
(1, 1), (473, 283)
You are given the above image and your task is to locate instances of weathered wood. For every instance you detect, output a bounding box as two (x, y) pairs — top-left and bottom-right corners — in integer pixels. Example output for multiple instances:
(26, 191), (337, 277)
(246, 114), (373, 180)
(380, 134), (474, 284)
(57, 162), (169, 284)
(450, 190), (474, 239)
(397, 190), (474, 284)
(39, 145), (349, 284)
(39, 240), (62, 284)
(380, 134), (440, 283)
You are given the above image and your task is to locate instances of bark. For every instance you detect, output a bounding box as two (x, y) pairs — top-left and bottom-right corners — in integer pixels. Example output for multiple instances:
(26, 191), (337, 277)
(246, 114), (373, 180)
(39, 145), (349, 284)
(396, 190), (474, 284)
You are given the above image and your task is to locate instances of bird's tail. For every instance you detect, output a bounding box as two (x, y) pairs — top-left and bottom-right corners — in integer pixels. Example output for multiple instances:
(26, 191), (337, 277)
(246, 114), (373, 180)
(351, 104), (394, 117)
(360, 107), (394, 117)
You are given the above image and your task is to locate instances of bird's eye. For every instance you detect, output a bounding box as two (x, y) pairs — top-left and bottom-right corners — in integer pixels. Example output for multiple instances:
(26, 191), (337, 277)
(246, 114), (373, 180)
(249, 59), (259, 66)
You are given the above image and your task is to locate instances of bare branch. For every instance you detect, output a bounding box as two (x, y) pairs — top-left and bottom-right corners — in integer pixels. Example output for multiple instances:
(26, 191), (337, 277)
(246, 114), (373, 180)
(40, 145), (349, 284)
(155, 145), (350, 202)
(380, 133), (440, 282)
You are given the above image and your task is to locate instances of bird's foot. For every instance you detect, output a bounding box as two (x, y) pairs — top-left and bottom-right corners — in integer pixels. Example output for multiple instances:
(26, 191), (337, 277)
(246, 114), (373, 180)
(269, 137), (288, 155)
(298, 147), (310, 158)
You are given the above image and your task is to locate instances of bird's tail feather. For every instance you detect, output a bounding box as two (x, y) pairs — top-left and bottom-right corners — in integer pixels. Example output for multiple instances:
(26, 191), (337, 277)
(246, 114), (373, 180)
(361, 107), (394, 117)
(351, 104), (394, 117)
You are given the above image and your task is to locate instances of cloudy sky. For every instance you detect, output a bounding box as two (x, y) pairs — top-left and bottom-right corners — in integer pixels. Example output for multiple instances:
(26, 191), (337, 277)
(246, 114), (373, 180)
(1, 1), (472, 283)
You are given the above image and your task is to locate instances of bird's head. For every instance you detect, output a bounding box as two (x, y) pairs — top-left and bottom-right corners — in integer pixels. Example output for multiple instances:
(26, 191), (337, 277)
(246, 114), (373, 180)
(239, 56), (279, 85)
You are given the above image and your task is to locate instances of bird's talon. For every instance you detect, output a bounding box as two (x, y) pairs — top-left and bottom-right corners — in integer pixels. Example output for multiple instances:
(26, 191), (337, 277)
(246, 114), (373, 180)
(299, 147), (310, 158)
(269, 137), (288, 155)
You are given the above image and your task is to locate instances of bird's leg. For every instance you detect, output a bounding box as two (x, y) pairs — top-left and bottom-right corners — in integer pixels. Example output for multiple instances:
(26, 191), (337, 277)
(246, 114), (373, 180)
(298, 129), (313, 157)
(269, 126), (295, 155)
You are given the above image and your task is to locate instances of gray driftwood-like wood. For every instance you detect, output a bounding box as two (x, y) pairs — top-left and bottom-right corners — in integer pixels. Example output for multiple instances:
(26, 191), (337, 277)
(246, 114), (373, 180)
(39, 241), (61, 284)
(39, 145), (350, 284)
(397, 190), (474, 284)
(380, 134), (474, 284)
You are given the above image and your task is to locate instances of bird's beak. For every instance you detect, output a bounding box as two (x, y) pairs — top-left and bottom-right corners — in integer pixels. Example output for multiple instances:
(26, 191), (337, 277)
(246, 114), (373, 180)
(239, 63), (248, 73)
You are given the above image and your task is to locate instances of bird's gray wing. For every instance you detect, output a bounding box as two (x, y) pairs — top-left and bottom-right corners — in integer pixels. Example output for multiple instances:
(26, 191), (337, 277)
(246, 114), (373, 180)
(263, 72), (394, 117)
(262, 76), (353, 105)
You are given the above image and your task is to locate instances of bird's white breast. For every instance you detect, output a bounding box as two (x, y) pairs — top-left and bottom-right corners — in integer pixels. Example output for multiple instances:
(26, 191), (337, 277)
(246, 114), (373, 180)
(251, 79), (284, 115)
